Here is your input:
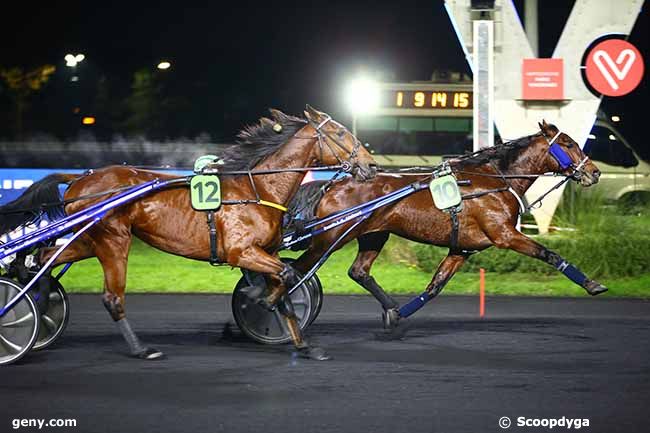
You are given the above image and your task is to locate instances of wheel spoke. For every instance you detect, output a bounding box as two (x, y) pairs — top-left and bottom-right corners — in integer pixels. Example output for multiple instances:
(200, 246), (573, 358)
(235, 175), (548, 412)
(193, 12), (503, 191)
(0, 333), (22, 353)
(273, 310), (287, 332)
(42, 314), (57, 331)
(3, 287), (11, 305)
(49, 292), (62, 302)
(1, 312), (34, 328)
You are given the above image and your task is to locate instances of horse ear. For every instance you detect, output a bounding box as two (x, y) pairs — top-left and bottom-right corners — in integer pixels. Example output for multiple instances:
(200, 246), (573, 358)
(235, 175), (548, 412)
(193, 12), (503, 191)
(538, 119), (551, 134)
(305, 104), (321, 118)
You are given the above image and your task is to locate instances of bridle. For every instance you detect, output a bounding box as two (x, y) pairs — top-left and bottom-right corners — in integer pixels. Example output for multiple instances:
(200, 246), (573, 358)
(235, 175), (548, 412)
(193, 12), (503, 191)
(304, 114), (363, 173)
(543, 129), (590, 182)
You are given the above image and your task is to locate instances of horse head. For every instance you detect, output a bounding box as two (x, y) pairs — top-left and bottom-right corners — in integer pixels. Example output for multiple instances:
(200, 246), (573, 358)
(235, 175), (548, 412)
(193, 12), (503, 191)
(303, 105), (377, 181)
(537, 120), (601, 187)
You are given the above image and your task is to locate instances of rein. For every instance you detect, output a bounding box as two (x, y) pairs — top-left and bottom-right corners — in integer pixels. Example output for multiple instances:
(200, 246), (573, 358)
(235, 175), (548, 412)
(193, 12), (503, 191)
(381, 129), (590, 215)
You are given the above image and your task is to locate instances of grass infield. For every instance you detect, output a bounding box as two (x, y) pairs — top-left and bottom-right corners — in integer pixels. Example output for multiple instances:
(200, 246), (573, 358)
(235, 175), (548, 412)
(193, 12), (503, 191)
(57, 237), (650, 298)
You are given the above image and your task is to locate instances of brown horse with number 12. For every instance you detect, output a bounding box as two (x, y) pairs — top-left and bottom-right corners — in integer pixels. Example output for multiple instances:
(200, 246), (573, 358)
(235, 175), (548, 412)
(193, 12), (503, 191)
(0, 106), (377, 360)
(291, 121), (605, 330)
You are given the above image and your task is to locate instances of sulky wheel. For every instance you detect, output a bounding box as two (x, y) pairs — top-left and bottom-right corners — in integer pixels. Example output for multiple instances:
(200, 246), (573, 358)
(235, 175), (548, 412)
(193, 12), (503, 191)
(0, 277), (40, 365)
(231, 258), (323, 344)
(282, 258), (323, 326)
(32, 277), (70, 351)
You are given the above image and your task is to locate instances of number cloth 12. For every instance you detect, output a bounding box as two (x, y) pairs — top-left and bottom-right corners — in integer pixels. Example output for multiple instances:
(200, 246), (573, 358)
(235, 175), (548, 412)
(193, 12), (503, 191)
(190, 175), (222, 210)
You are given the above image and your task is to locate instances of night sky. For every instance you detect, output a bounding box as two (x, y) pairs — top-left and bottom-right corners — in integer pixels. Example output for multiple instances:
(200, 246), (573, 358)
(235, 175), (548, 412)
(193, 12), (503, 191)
(1, 0), (647, 157)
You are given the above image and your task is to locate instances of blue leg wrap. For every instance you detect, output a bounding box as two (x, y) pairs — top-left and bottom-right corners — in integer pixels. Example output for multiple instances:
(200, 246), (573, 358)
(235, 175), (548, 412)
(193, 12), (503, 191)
(398, 291), (431, 318)
(557, 261), (587, 287)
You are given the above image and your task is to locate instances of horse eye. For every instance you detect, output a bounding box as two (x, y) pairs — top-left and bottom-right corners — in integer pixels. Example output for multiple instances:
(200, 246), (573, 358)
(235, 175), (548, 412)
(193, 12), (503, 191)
(337, 129), (346, 138)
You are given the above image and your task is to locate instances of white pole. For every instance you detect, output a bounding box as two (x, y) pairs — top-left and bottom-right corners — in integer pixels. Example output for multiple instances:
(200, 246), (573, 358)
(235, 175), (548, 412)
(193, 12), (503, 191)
(472, 20), (494, 152)
(525, 0), (539, 57)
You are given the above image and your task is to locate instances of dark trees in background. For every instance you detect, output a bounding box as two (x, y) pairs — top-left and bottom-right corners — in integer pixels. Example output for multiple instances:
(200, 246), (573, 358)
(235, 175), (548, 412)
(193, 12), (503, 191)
(0, 65), (56, 139)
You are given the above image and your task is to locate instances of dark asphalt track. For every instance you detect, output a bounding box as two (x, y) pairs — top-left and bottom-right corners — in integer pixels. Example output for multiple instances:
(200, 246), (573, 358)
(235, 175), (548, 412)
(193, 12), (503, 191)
(1, 294), (650, 433)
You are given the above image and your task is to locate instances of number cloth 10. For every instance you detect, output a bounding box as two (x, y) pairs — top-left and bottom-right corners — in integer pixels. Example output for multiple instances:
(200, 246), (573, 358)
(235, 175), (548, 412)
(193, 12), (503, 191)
(190, 175), (222, 210)
(429, 175), (462, 210)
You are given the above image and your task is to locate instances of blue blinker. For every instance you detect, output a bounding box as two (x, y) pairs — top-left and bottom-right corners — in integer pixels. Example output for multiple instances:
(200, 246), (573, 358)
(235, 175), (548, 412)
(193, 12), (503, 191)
(549, 143), (572, 169)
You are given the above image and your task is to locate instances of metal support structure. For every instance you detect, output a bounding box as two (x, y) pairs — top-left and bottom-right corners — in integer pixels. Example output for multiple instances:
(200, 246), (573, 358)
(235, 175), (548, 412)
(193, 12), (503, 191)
(524, 0), (539, 57)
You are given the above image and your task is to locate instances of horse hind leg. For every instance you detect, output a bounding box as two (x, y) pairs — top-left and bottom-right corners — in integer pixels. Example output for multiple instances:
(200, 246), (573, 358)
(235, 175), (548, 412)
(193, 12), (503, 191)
(95, 235), (164, 360)
(347, 232), (400, 326)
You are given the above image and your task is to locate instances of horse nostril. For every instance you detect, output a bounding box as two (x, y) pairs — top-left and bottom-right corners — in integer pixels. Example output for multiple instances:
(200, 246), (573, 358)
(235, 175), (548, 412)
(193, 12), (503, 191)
(593, 169), (601, 178)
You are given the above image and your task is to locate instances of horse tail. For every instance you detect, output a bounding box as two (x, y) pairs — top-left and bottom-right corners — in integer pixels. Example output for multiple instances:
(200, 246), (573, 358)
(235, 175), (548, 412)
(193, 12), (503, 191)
(0, 173), (82, 234)
(286, 180), (329, 223)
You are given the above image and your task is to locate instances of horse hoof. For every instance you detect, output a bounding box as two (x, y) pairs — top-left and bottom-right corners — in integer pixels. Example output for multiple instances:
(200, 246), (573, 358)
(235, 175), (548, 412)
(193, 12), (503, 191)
(382, 308), (400, 329)
(584, 280), (608, 296)
(298, 346), (332, 361)
(376, 320), (411, 341)
(588, 285), (608, 296)
(134, 347), (165, 360)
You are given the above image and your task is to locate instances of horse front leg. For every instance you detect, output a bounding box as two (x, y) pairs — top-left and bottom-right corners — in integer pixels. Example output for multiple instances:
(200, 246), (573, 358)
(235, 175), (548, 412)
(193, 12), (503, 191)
(228, 245), (331, 360)
(490, 229), (607, 295)
(378, 252), (468, 340)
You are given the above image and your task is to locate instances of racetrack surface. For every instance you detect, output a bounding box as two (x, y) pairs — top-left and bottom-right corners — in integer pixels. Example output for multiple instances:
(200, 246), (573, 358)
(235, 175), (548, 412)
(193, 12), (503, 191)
(2, 294), (649, 433)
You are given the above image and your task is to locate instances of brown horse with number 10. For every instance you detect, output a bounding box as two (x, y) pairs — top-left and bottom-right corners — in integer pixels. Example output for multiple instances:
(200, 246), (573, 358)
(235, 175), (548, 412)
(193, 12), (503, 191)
(291, 121), (605, 330)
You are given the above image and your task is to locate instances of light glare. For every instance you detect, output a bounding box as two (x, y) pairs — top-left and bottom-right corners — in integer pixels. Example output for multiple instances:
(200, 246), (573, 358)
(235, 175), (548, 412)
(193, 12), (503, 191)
(345, 77), (380, 115)
(611, 115), (620, 122)
(157, 61), (171, 70)
(65, 53), (85, 67)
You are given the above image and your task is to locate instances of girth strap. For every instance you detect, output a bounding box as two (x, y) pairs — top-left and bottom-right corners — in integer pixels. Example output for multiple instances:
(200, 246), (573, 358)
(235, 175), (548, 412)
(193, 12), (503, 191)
(206, 211), (219, 265)
(449, 208), (460, 253)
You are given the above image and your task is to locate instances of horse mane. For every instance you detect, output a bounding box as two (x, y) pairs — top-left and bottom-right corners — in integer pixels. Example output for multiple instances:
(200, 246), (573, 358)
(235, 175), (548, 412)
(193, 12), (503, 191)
(455, 133), (540, 170)
(218, 109), (307, 171)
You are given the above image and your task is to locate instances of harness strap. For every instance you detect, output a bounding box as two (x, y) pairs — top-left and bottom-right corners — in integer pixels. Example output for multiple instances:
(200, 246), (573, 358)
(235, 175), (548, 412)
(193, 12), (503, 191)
(461, 187), (509, 200)
(206, 211), (219, 265)
(449, 208), (460, 253)
(258, 200), (288, 212)
(507, 187), (526, 216)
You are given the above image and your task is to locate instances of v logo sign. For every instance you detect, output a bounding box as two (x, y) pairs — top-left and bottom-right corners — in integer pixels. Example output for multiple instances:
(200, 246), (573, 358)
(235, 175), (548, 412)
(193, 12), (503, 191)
(593, 49), (637, 91)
